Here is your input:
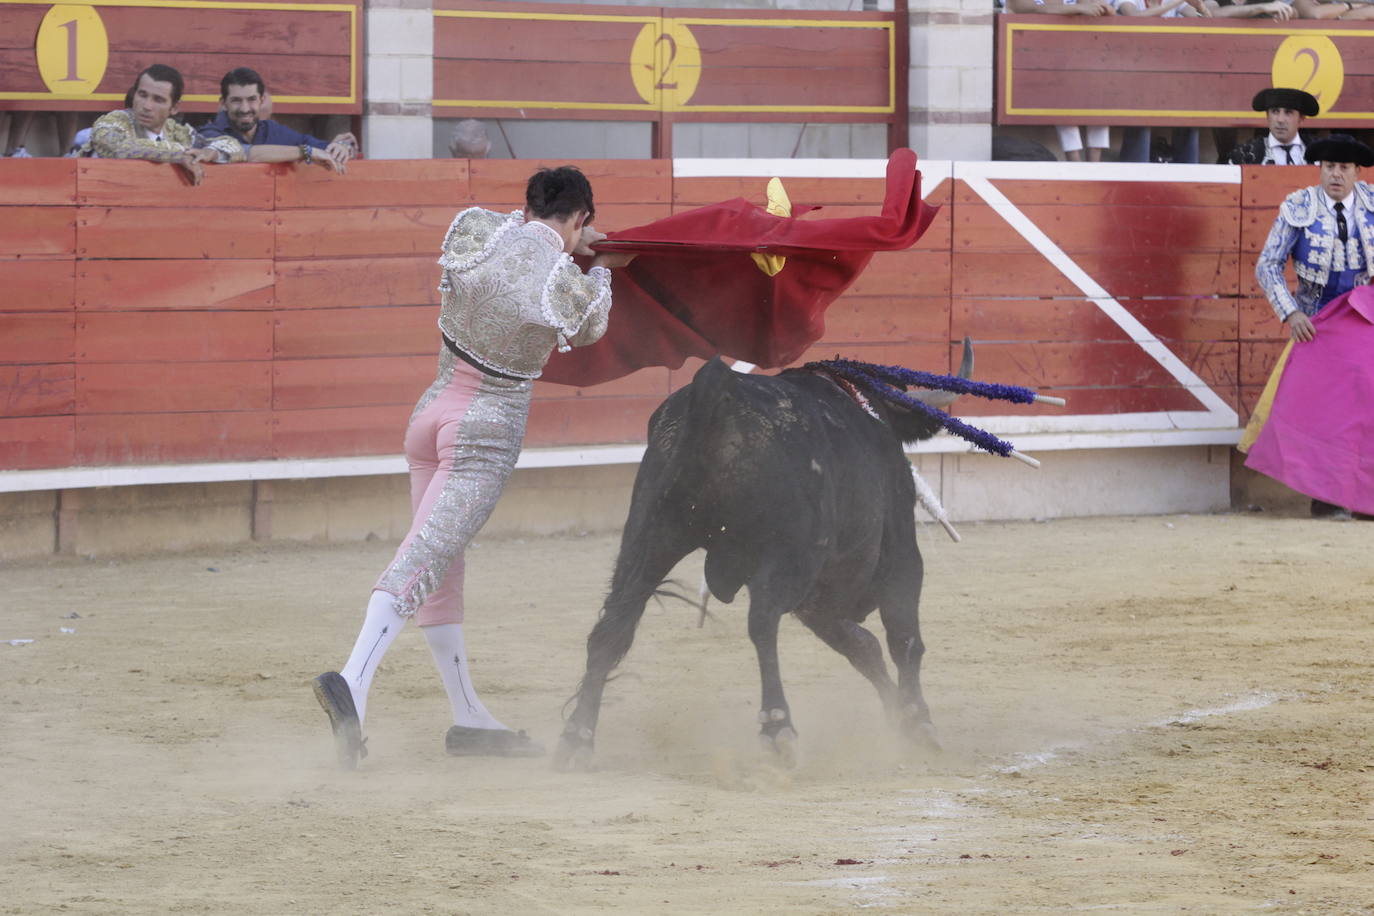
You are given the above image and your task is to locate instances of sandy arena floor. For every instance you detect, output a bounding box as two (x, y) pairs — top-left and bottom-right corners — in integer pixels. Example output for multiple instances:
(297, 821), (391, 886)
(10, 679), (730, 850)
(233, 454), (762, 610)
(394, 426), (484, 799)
(2, 512), (1372, 914)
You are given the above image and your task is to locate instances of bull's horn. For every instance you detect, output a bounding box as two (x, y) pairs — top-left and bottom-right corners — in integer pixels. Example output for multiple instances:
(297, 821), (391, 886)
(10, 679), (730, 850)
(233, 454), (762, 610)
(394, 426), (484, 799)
(911, 336), (974, 408)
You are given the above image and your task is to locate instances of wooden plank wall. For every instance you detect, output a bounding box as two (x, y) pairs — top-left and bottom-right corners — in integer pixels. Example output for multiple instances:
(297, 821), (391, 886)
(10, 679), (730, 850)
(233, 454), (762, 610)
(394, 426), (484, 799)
(0, 159), (1307, 472)
(0, 0), (361, 114)
(432, 1), (895, 124)
(998, 15), (1374, 129)
(955, 175), (1243, 418)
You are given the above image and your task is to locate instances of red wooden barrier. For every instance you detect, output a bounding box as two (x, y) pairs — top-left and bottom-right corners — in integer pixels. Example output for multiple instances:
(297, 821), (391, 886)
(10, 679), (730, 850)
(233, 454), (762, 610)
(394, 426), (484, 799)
(0, 158), (1324, 474)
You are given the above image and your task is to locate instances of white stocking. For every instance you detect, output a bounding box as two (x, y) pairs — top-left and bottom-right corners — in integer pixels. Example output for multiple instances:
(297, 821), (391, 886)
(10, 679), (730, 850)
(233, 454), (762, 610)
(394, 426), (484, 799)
(423, 623), (507, 730)
(339, 590), (407, 726)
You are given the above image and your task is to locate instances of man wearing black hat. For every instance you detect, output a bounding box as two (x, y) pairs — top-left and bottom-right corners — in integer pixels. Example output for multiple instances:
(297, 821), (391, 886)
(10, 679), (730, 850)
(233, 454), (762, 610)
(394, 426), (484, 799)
(1228, 87), (1320, 165)
(1252, 133), (1374, 519)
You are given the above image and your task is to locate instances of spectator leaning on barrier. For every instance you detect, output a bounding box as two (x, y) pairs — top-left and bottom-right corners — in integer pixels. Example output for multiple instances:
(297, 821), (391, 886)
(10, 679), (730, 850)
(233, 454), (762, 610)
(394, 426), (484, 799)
(198, 67), (356, 173)
(1005, 0), (1115, 162)
(86, 64), (244, 185)
(1249, 134), (1374, 519)
(1203, 0), (1296, 18)
(449, 119), (492, 159)
(1293, 0), (1374, 19)
(1228, 87), (1319, 165)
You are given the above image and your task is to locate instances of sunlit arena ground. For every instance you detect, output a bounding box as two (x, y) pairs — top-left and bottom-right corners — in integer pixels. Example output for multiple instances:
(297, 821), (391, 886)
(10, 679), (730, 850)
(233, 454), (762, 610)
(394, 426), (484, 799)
(2, 513), (1372, 914)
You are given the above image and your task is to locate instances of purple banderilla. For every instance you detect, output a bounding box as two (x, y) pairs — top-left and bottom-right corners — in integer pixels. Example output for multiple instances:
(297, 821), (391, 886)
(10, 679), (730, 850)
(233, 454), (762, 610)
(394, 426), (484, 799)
(804, 357), (1045, 458)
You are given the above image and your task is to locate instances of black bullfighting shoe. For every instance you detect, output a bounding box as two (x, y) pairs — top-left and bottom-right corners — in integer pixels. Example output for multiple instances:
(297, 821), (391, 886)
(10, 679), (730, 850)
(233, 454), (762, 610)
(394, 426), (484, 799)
(313, 671), (367, 770)
(1310, 499), (1353, 521)
(445, 725), (545, 758)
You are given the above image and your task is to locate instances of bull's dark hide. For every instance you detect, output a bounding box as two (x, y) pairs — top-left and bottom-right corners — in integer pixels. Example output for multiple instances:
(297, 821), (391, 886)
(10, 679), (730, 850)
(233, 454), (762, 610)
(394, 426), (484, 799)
(555, 357), (943, 770)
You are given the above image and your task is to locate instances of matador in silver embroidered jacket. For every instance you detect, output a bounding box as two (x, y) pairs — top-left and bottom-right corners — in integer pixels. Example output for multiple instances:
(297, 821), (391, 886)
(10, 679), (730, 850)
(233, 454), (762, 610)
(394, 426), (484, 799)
(374, 207), (613, 619)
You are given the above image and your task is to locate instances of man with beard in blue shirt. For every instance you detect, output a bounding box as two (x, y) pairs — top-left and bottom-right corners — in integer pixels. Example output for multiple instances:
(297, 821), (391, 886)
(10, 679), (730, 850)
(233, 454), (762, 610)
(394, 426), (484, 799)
(198, 66), (357, 172)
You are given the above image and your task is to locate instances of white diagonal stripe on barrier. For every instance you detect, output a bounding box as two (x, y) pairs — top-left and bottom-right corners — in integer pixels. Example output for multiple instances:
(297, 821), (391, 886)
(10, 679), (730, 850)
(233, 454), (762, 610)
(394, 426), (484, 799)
(962, 175), (1239, 427)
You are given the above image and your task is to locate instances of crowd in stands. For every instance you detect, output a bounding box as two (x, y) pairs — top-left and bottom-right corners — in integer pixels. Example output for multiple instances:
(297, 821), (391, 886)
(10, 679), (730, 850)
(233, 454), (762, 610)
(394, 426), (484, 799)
(0, 61), (501, 177)
(60, 64), (360, 184)
(0, 63), (367, 181)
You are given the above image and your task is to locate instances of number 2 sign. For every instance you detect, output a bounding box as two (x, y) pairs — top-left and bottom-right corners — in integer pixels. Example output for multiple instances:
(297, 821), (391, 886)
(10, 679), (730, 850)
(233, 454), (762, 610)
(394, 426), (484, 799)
(35, 4), (110, 96)
(1271, 35), (1343, 113)
(630, 21), (701, 110)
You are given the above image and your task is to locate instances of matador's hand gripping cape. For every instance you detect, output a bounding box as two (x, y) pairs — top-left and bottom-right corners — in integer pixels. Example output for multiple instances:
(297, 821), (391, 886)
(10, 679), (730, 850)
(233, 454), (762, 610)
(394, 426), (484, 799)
(540, 148), (939, 387)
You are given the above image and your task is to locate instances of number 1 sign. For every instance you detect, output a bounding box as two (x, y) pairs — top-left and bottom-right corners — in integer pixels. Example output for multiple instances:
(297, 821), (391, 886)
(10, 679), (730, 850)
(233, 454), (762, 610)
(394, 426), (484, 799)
(35, 4), (110, 97)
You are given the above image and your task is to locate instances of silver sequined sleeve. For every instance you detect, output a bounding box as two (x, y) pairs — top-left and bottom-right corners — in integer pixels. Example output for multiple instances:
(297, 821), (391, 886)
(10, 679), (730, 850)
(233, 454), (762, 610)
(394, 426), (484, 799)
(555, 262), (612, 349)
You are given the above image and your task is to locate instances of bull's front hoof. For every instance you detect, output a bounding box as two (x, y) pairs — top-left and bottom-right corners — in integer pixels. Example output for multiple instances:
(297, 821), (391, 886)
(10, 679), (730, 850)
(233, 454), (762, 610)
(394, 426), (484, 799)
(552, 728), (596, 772)
(759, 726), (800, 769)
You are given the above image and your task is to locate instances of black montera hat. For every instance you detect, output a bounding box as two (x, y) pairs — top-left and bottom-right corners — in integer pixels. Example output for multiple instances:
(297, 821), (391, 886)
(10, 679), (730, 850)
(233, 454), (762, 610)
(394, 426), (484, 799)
(1252, 87), (1320, 118)
(1305, 134), (1374, 168)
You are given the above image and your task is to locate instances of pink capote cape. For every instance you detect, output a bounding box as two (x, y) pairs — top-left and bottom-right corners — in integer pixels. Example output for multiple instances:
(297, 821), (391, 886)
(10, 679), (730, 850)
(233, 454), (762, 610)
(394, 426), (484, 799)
(540, 149), (938, 387)
(1245, 284), (1374, 514)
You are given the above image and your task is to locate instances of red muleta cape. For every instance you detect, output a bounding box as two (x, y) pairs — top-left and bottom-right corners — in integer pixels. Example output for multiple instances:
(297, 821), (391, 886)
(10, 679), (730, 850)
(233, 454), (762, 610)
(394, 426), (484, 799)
(541, 148), (939, 387)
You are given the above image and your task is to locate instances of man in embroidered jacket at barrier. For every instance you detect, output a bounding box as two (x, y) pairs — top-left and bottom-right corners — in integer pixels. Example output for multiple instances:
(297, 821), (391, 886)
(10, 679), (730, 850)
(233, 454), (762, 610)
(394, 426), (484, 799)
(198, 67), (355, 173)
(1249, 133), (1374, 519)
(87, 64), (244, 185)
(1228, 87), (1319, 165)
(312, 167), (636, 768)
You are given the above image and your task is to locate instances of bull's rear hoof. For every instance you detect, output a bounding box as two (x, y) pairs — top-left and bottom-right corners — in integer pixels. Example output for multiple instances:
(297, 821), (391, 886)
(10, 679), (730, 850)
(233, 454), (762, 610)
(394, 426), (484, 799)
(553, 733), (595, 772)
(903, 719), (942, 754)
(759, 726), (800, 769)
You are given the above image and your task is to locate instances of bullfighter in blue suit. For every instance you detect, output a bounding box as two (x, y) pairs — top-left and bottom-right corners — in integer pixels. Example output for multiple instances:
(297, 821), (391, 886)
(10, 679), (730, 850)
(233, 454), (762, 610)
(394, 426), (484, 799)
(1251, 133), (1374, 520)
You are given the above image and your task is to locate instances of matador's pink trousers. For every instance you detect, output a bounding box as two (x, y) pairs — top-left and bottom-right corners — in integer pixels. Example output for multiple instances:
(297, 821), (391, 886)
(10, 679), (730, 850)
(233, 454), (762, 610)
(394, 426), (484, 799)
(374, 355), (532, 626)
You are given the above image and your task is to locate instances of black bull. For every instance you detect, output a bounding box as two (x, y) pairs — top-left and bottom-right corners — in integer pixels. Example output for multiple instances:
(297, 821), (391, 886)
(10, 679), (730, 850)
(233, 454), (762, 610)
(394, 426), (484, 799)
(554, 353), (964, 770)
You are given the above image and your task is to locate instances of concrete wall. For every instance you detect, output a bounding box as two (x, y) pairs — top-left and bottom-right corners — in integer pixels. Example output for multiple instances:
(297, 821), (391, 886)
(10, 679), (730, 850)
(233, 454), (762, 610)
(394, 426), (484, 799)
(908, 0), (993, 161)
(1229, 453), (1309, 516)
(0, 447), (1287, 561)
(0, 490), (57, 557)
(929, 446), (1233, 522)
(363, 0), (435, 160)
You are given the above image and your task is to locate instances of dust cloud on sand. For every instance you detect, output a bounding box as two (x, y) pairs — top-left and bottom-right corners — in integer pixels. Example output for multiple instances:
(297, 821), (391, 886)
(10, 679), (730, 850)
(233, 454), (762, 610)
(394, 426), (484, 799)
(2, 514), (1372, 914)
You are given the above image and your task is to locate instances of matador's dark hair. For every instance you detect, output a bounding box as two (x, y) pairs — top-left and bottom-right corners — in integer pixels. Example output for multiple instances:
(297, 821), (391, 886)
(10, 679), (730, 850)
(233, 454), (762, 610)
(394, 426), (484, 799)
(526, 166), (595, 223)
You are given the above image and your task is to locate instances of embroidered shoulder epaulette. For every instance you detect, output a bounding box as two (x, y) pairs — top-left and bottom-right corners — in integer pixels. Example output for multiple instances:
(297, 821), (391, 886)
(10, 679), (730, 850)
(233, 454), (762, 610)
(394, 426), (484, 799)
(1354, 181), (1374, 212)
(437, 208), (519, 285)
(1279, 186), (1322, 227)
